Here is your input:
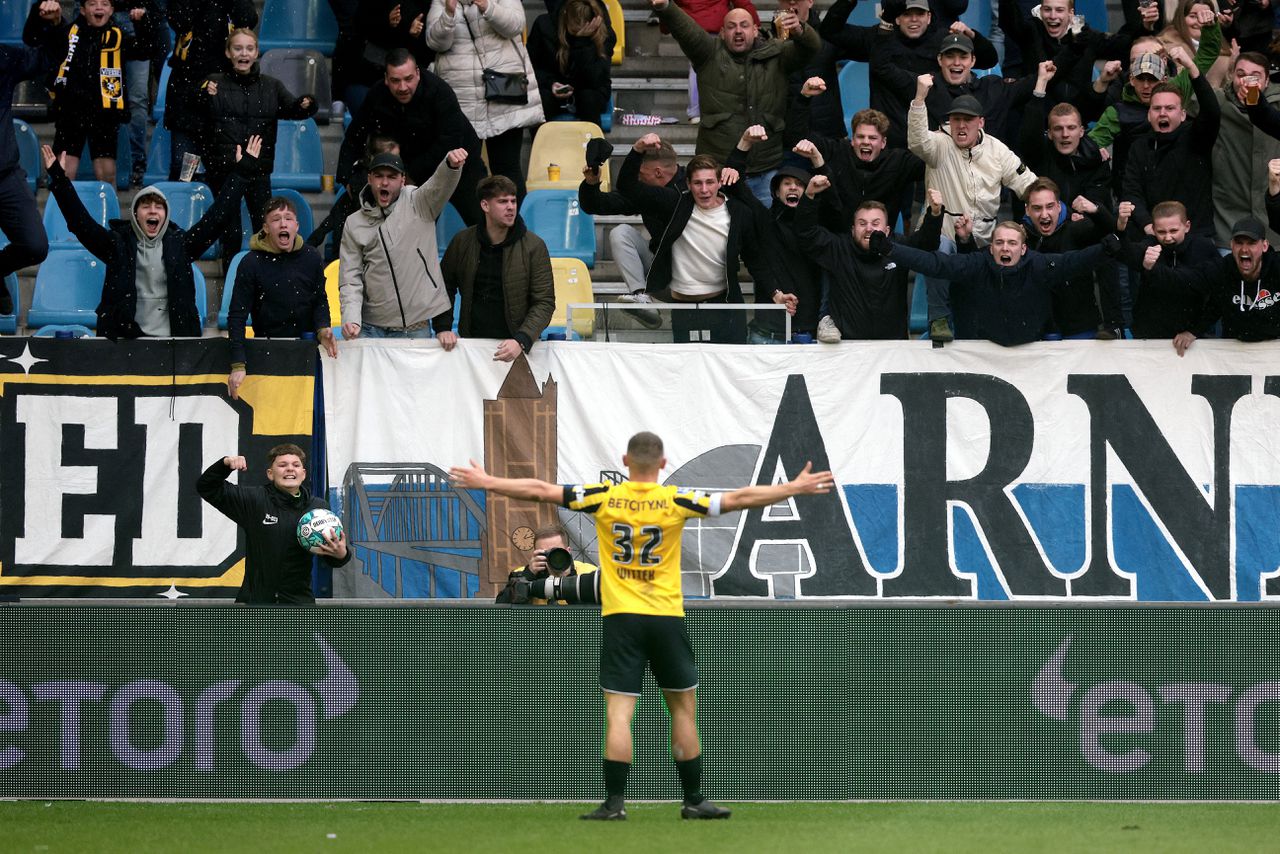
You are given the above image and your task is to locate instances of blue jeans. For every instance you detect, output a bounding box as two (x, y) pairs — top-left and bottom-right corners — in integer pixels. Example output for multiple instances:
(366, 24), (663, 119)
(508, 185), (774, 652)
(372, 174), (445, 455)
(360, 323), (434, 339)
(125, 59), (149, 178)
(745, 170), (777, 209)
(925, 234), (958, 323)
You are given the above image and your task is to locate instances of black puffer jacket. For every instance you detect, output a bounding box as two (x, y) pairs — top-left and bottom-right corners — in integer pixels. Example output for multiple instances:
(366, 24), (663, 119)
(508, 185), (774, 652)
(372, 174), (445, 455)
(203, 64), (317, 177)
(46, 156), (252, 338)
(197, 458), (351, 604)
(164, 0), (258, 134)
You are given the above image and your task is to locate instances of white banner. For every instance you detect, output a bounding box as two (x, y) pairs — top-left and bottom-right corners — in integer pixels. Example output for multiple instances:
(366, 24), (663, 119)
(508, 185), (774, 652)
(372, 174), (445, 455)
(322, 339), (1280, 603)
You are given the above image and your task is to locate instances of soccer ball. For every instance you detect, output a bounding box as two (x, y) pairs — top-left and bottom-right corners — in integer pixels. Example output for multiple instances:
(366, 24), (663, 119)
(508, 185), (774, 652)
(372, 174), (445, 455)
(297, 509), (343, 549)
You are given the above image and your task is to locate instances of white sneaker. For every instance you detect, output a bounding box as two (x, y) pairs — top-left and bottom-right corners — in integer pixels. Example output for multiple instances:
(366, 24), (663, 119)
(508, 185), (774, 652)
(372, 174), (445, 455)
(817, 315), (841, 344)
(618, 292), (662, 329)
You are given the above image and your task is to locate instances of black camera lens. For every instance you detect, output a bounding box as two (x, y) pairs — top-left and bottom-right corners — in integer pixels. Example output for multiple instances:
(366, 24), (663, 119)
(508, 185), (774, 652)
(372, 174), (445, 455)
(545, 547), (574, 573)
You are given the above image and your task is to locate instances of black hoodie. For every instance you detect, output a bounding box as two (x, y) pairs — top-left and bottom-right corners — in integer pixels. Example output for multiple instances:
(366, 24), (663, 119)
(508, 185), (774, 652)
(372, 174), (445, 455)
(197, 458), (351, 604)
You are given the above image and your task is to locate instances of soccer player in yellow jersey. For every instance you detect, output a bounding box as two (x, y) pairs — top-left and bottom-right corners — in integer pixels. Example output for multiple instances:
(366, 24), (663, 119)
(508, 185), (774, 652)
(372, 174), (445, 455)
(450, 431), (835, 821)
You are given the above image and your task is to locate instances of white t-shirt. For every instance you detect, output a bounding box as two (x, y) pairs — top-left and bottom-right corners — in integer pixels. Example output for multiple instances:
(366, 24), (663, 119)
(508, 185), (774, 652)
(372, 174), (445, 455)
(670, 202), (730, 298)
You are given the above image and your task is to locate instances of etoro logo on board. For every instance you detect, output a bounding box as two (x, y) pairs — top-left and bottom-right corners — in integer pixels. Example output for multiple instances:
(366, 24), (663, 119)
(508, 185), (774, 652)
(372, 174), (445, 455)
(0, 634), (357, 773)
(1032, 637), (1280, 773)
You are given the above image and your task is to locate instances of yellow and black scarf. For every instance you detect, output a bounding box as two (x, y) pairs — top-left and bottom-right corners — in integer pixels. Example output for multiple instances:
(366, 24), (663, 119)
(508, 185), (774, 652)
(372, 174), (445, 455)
(53, 24), (125, 111)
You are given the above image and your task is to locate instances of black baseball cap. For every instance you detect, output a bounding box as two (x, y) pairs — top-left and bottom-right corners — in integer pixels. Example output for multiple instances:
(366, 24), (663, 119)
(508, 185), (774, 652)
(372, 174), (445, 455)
(368, 152), (407, 174)
(939, 33), (974, 54)
(1231, 217), (1267, 241)
(947, 95), (984, 117)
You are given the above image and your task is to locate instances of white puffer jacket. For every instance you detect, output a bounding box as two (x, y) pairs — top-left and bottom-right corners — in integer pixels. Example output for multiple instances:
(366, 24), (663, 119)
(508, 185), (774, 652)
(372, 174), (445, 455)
(426, 0), (544, 139)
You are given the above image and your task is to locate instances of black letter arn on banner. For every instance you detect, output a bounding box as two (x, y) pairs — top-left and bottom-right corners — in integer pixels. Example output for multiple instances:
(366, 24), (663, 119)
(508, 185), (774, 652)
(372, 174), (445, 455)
(881, 372), (1055, 597)
(716, 374), (871, 597)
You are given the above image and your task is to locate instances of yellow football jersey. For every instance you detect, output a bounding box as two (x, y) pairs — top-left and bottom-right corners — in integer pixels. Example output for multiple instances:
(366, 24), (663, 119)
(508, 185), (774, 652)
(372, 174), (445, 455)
(562, 481), (717, 617)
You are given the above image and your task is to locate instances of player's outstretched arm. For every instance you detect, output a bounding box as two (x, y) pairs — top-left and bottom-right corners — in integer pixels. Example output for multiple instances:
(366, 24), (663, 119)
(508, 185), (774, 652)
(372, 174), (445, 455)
(720, 461), (835, 513)
(449, 459), (563, 504)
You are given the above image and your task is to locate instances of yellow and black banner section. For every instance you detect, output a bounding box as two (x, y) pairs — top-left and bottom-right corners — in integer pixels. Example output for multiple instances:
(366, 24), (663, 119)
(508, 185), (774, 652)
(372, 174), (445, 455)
(0, 338), (314, 598)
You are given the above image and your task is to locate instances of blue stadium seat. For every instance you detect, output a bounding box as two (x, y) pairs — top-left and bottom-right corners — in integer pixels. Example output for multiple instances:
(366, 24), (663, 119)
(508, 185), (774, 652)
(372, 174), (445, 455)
(218, 250), (252, 330)
(27, 249), (105, 328)
(551, 95), (614, 133)
(43, 181), (122, 250)
(152, 61), (171, 123)
(272, 119), (324, 191)
(960, 0), (991, 34)
(838, 61), (869, 136)
(1076, 0), (1109, 32)
(260, 49), (333, 124)
(13, 119), (40, 191)
(148, 181), (217, 259)
(0, 2), (26, 46)
(239, 188), (316, 250)
(75, 124), (133, 190)
(909, 273), (928, 336)
(436, 202), (465, 260)
(972, 63), (1002, 80)
(259, 0), (338, 55)
(192, 263), (208, 329)
(520, 190), (595, 268)
(32, 324), (95, 338)
(143, 124), (172, 186)
(0, 273), (18, 334)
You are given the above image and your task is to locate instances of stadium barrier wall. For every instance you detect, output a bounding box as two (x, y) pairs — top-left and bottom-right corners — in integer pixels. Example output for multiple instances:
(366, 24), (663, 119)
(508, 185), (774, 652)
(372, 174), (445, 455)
(2, 602), (1279, 801)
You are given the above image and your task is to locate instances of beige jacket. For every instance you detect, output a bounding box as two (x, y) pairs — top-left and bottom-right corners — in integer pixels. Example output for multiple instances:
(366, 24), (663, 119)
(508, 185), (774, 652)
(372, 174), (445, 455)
(907, 101), (1037, 243)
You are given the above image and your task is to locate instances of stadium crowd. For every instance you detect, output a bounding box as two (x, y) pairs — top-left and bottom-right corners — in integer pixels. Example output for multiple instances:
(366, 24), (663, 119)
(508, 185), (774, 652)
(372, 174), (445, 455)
(2, 0), (1280, 361)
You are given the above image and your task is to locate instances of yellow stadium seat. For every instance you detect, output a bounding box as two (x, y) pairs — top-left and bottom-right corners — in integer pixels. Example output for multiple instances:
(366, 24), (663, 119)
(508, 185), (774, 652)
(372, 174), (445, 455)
(549, 257), (595, 339)
(602, 0), (624, 65)
(325, 259), (344, 335)
(526, 122), (609, 192)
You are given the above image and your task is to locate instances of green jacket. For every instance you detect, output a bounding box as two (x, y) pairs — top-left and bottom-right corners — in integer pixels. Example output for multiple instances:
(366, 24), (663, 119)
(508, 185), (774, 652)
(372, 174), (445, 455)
(441, 217), (555, 351)
(1089, 23), (1222, 148)
(663, 2), (819, 173)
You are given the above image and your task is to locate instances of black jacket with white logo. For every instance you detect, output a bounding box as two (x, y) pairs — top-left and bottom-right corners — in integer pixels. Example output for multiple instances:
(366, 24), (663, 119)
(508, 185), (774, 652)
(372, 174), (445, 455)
(196, 459), (350, 604)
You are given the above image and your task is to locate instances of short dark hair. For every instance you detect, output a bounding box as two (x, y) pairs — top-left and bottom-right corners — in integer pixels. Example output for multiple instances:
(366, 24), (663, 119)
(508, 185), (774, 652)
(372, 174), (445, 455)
(1048, 102), (1081, 123)
(1237, 51), (1270, 71)
(262, 196), (297, 218)
(685, 154), (721, 179)
(854, 200), (889, 219)
(384, 48), (415, 71)
(368, 134), (400, 156)
(1151, 200), (1188, 221)
(533, 526), (567, 545)
(642, 140), (678, 167)
(1025, 177), (1061, 200)
(1150, 81), (1184, 105)
(267, 443), (306, 467)
(477, 174), (518, 202)
(850, 108), (890, 138)
(626, 432), (664, 469)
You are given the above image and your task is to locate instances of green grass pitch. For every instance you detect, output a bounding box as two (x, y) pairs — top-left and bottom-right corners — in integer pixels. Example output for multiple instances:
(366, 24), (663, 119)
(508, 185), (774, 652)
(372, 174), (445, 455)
(3, 802), (1280, 853)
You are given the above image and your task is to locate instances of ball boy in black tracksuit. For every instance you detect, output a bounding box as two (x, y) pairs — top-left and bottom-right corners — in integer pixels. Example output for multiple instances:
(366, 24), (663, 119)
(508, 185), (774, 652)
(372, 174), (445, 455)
(197, 444), (350, 604)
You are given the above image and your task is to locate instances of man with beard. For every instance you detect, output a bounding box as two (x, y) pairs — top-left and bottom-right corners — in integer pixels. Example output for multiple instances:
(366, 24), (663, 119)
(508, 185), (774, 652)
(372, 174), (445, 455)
(653, 0), (819, 206)
(1173, 217), (1280, 355)
(722, 125), (818, 344)
(1115, 199), (1219, 340)
(1019, 178), (1123, 338)
(794, 176), (944, 340)
(909, 76), (1038, 341)
(226, 197), (337, 400)
(1121, 46), (1220, 240)
(339, 149), (468, 342)
(876, 219), (1121, 345)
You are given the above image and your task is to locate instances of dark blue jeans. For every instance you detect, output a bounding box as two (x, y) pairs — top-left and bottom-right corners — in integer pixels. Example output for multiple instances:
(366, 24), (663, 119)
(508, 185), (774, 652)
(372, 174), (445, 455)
(0, 167), (48, 278)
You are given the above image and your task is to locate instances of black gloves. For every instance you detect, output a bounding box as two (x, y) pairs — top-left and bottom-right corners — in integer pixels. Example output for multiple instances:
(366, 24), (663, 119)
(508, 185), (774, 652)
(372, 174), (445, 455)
(1100, 233), (1122, 257)
(868, 230), (893, 257)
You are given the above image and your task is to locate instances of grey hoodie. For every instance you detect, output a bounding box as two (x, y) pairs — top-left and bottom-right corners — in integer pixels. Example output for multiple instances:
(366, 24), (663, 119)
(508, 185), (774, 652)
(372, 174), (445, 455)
(130, 186), (172, 336)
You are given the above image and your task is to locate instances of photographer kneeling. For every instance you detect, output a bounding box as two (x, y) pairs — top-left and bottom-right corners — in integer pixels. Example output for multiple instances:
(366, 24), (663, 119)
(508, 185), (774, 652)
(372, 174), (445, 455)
(497, 526), (597, 605)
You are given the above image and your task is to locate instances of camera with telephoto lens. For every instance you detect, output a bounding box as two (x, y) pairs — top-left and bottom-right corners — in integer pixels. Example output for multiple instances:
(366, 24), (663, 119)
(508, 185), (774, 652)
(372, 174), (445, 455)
(544, 547), (574, 574)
